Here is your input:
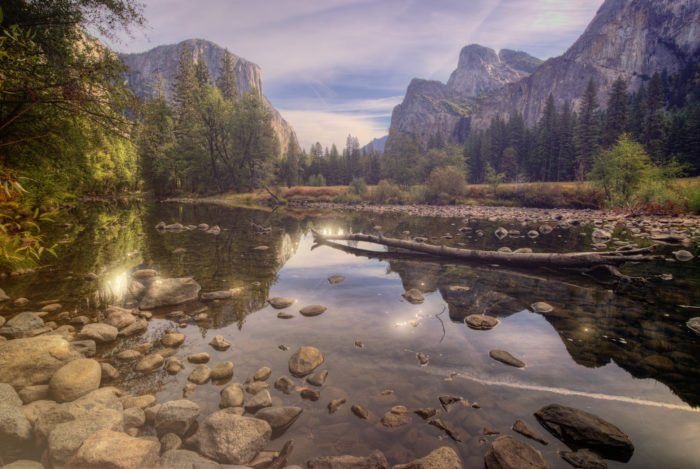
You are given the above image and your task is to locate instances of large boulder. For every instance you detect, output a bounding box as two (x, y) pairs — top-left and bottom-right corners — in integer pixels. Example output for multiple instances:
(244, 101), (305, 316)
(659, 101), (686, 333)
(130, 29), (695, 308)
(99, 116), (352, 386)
(255, 406), (302, 436)
(0, 335), (83, 388)
(288, 346), (324, 377)
(187, 411), (271, 464)
(69, 429), (160, 468)
(154, 399), (200, 436)
(0, 312), (49, 338)
(307, 450), (388, 468)
(49, 358), (102, 403)
(0, 402), (33, 461)
(0, 383), (23, 407)
(484, 435), (549, 469)
(78, 323), (118, 343)
(393, 447), (461, 469)
(139, 277), (201, 309)
(534, 404), (633, 461)
(104, 306), (137, 329)
(157, 449), (221, 469)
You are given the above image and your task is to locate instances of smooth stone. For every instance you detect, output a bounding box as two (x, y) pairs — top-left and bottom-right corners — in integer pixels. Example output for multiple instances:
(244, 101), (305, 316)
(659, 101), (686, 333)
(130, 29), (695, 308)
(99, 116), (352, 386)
(0, 288), (9, 302)
(0, 383), (23, 406)
(124, 407), (146, 428)
(209, 335), (231, 350)
(328, 275), (345, 284)
(104, 306), (137, 329)
(49, 358), (101, 403)
(17, 384), (49, 404)
(560, 449), (608, 469)
(135, 353), (165, 372)
(200, 289), (236, 301)
(306, 370), (328, 386)
(70, 429), (160, 468)
(328, 398), (346, 414)
(402, 288), (425, 304)
(155, 399), (200, 436)
(0, 402), (32, 458)
(253, 245), (269, 251)
(687, 317), (700, 335)
(393, 446), (462, 469)
(139, 277), (201, 309)
(2, 460), (44, 469)
(531, 301), (554, 313)
(160, 433), (182, 453)
(188, 352), (210, 363)
(77, 323), (118, 343)
(465, 314), (499, 330)
(210, 361), (234, 380)
(188, 365), (211, 384)
(289, 346), (324, 377)
(254, 366), (272, 381)
(246, 381), (269, 395)
(381, 405), (411, 427)
(161, 332), (185, 348)
(484, 435), (549, 469)
(117, 318), (148, 337)
(122, 394), (157, 410)
(307, 450), (387, 469)
(274, 376), (295, 395)
(244, 390), (272, 413)
(489, 349), (526, 368)
(277, 312), (294, 319)
(0, 335), (82, 388)
(414, 408), (438, 419)
(513, 419), (548, 445)
(41, 303), (62, 313)
(299, 305), (327, 317)
(13, 298), (30, 307)
(351, 404), (369, 419)
(0, 312), (46, 338)
(535, 404), (634, 461)
(182, 383), (196, 398)
(673, 250), (694, 261)
(116, 349), (142, 361)
(300, 388), (320, 401)
(220, 384), (244, 408)
(157, 449), (220, 469)
(100, 362), (120, 381)
(187, 412), (271, 465)
(267, 297), (295, 309)
(255, 406), (302, 434)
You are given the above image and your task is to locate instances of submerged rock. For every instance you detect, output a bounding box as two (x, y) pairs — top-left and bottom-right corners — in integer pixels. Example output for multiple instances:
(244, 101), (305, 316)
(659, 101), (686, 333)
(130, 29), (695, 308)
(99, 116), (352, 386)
(465, 314), (499, 330)
(274, 376), (295, 395)
(307, 450), (388, 469)
(307, 369), (328, 386)
(328, 398), (346, 414)
(328, 275), (345, 284)
(393, 447), (461, 469)
(489, 349), (526, 368)
(534, 404), (634, 461)
(402, 288), (425, 304)
(254, 366), (272, 381)
(351, 404), (369, 420)
(255, 406), (302, 435)
(484, 435), (549, 469)
(209, 335), (231, 351)
(200, 289), (236, 301)
(380, 405), (411, 427)
(560, 449), (608, 469)
(267, 297), (295, 309)
(300, 304), (327, 317)
(513, 419), (548, 445)
(187, 412), (271, 465)
(139, 277), (201, 309)
(289, 346), (324, 377)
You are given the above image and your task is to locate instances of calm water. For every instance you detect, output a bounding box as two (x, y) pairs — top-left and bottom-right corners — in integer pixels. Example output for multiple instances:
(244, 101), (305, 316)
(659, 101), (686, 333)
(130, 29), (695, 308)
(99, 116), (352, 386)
(2, 202), (700, 467)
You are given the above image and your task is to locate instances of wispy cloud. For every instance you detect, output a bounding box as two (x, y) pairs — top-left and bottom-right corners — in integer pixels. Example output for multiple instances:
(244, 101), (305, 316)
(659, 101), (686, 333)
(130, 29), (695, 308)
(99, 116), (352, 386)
(110, 0), (603, 148)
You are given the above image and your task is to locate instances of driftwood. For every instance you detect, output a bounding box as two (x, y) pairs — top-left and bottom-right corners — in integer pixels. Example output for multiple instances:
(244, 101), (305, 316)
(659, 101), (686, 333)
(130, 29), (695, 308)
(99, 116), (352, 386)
(311, 230), (662, 268)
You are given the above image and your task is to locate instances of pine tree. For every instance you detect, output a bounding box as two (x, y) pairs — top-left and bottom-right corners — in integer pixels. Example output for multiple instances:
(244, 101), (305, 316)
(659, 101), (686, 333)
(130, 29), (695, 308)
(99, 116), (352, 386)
(603, 76), (628, 147)
(556, 101), (576, 180)
(216, 50), (239, 100)
(574, 79), (600, 180)
(535, 94), (558, 180)
(194, 58), (210, 87)
(643, 72), (667, 162)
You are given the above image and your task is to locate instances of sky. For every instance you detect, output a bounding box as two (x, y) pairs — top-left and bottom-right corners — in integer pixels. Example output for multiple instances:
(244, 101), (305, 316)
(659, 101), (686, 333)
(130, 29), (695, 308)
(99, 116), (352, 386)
(110, 0), (604, 149)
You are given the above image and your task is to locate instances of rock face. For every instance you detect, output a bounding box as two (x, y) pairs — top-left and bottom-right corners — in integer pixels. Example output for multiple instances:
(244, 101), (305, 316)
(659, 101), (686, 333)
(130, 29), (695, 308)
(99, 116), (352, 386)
(120, 38), (298, 158)
(0, 335), (83, 388)
(187, 411), (271, 464)
(139, 277), (201, 309)
(387, 0), (700, 147)
(534, 404), (634, 461)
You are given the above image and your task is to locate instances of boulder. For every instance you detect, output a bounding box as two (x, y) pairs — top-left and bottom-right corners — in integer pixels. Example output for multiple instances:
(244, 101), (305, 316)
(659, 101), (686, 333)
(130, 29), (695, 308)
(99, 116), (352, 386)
(299, 305), (327, 317)
(117, 318), (148, 337)
(289, 346), (324, 377)
(255, 406), (302, 435)
(0, 312), (48, 338)
(139, 277), (201, 309)
(534, 404), (633, 461)
(267, 297), (295, 309)
(49, 358), (102, 402)
(17, 385), (49, 404)
(484, 435), (549, 469)
(104, 306), (137, 329)
(187, 412), (271, 465)
(220, 384), (245, 408)
(0, 383), (23, 406)
(402, 289), (425, 304)
(245, 390), (272, 413)
(47, 407), (123, 466)
(0, 402), (32, 460)
(78, 323), (118, 343)
(0, 335), (83, 388)
(393, 447), (461, 468)
(157, 449), (220, 469)
(70, 429), (160, 468)
(135, 353), (165, 373)
(210, 361), (234, 380)
(155, 399), (200, 436)
(307, 450), (388, 469)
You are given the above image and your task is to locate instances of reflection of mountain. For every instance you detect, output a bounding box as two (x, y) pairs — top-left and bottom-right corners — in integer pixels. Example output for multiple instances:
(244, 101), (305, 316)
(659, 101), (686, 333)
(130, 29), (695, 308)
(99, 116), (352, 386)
(388, 259), (700, 406)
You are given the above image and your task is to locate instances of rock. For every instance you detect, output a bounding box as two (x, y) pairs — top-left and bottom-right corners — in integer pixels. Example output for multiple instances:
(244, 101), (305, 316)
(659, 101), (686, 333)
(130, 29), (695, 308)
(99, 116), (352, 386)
(105, 305), (138, 329)
(116, 349), (142, 361)
(245, 390), (272, 413)
(253, 245), (269, 251)
(414, 408), (438, 419)
(255, 406), (302, 435)
(139, 277), (201, 309)
(402, 288), (425, 304)
(0, 383), (23, 406)
(2, 460), (44, 469)
(465, 314), (499, 330)
(531, 302), (554, 314)
(124, 407), (146, 428)
(0, 402), (32, 459)
(160, 433), (182, 453)
(495, 227), (508, 240)
(393, 446), (461, 469)
(300, 388), (320, 401)
(267, 297), (295, 309)
(78, 323), (118, 343)
(18, 384), (49, 404)
(560, 449), (608, 469)
(206, 225), (221, 235)
(328, 398), (346, 414)
(416, 352), (429, 366)
(254, 366), (272, 381)
(534, 404), (634, 461)
(188, 352), (210, 363)
(133, 268), (158, 280)
(428, 418), (462, 441)
(289, 346), (324, 377)
(70, 429), (160, 468)
(381, 405), (411, 427)
(489, 350), (526, 368)
(673, 249), (694, 261)
(247, 381), (269, 394)
(155, 399), (200, 436)
(100, 362), (120, 381)
(484, 435), (549, 469)
(300, 304), (327, 317)
(188, 365), (211, 384)
(117, 318), (148, 337)
(0, 312), (47, 338)
(274, 376), (295, 395)
(513, 419), (548, 445)
(41, 303), (62, 313)
(210, 361), (234, 380)
(351, 404), (369, 419)
(0, 288), (9, 302)
(687, 317), (700, 335)
(187, 412), (271, 464)
(328, 275), (345, 284)
(209, 335), (231, 350)
(122, 394), (157, 410)
(307, 370), (328, 386)
(13, 298), (29, 307)
(157, 449), (220, 469)
(439, 394), (463, 410)
(307, 450), (388, 469)
(47, 407), (124, 466)
(277, 312), (294, 319)
(592, 229), (612, 242)
(161, 332), (185, 347)
(220, 384), (244, 408)
(135, 353), (165, 372)
(71, 339), (97, 357)
(201, 290), (236, 301)
(49, 358), (101, 403)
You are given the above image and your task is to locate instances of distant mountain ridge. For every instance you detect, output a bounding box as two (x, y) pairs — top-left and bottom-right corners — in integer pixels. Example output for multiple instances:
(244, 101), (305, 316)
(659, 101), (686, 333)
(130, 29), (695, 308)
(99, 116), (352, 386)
(387, 0), (700, 150)
(362, 135), (388, 154)
(120, 39), (298, 157)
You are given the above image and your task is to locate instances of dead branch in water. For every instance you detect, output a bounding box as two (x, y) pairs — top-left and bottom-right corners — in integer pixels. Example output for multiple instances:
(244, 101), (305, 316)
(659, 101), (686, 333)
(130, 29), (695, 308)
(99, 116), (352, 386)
(311, 230), (663, 267)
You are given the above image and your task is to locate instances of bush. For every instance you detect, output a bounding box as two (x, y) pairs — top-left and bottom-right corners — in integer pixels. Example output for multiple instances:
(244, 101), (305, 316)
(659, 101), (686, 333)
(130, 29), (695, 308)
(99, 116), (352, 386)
(308, 174), (326, 187)
(349, 177), (368, 196)
(425, 166), (465, 204)
(370, 180), (404, 204)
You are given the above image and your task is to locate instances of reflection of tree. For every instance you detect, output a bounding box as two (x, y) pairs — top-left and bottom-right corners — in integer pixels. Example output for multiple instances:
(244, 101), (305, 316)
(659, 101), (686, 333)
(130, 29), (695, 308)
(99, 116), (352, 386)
(388, 258), (700, 406)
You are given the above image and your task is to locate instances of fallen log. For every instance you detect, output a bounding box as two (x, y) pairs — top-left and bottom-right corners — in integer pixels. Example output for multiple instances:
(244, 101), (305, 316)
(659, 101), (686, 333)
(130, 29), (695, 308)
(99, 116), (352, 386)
(311, 230), (663, 267)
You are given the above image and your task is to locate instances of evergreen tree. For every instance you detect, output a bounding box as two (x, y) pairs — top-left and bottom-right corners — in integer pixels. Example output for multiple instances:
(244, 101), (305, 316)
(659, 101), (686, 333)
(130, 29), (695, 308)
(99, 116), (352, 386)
(643, 72), (667, 162)
(603, 76), (628, 146)
(216, 50), (239, 100)
(556, 101), (576, 180)
(574, 79), (600, 180)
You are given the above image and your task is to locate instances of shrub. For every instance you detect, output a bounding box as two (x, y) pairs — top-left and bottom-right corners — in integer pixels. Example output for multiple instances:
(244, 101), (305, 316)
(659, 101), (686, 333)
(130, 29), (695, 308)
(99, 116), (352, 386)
(349, 177), (368, 196)
(307, 174), (326, 187)
(425, 166), (466, 203)
(370, 179), (404, 204)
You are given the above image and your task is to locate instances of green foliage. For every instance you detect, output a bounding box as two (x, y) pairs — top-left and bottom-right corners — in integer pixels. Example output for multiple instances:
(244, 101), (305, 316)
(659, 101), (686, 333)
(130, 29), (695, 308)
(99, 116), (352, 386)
(308, 174), (326, 186)
(425, 166), (465, 204)
(484, 163), (505, 189)
(348, 177), (368, 196)
(370, 179), (404, 204)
